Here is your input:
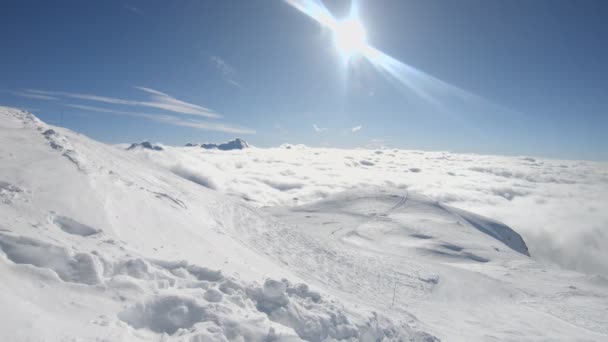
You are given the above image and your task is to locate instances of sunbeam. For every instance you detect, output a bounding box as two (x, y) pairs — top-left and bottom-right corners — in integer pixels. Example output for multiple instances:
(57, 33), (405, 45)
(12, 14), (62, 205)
(284, 0), (509, 116)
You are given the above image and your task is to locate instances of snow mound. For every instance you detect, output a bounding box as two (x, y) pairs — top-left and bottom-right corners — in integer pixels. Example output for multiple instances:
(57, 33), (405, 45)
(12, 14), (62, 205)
(441, 205), (530, 256)
(0, 230), (430, 340)
(118, 295), (207, 335)
(1, 222), (436, 341)
(115, 265), (432, 341)
(280, 187), (530, 257)
(0, 181), (25, 204)
(0, 233), (104, 285)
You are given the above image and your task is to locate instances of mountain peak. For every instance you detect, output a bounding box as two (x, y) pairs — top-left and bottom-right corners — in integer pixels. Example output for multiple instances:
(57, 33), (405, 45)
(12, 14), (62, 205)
(198, 138), (250, 150)
(126, 141), (164, 151)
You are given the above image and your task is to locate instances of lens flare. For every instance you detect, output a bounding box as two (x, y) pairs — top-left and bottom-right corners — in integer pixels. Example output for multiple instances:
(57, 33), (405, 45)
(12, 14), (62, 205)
(284, 0), (511, 118)
(331, 18), (367, 58)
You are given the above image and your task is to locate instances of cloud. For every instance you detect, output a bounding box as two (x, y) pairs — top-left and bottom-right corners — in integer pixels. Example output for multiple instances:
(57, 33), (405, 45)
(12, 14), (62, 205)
(23, 88), (220, 118)
(209, 56), (242, 88)
(135, 87), (168, 97)
(351, 125), (362, 133)
(65, 104), (254, 134)
(161, 116), (255, 134)
(313, 124), (327, 133)
(19, 87), (254, 134)
(133, 146), (608, 277)
(366, 139), (384, 148)
(12, 91), (60, 101)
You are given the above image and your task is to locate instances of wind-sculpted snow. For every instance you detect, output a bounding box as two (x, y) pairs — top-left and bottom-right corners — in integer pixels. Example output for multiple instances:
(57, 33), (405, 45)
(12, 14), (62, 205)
(118, 295), (208, 335)
(0, 181), (25, 204)
(0, 233), (104, 285)
(1, 106), (608, 341)
(171, 164), (218, 190)
(280, 188), (530, 257)
(0, 230), (420, 340)
(440, 205), (529, 256)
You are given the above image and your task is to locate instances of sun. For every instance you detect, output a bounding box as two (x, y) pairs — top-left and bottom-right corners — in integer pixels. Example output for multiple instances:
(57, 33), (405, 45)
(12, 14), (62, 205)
(331, 17), (367, 58)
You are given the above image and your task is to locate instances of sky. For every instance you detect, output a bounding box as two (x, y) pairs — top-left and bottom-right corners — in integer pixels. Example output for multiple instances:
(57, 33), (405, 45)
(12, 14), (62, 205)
(0, 0), (607, 160)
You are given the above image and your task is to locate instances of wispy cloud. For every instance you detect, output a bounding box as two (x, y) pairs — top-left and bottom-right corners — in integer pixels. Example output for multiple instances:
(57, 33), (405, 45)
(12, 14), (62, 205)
(11, 91), (60, 101)
(313, 124), (327, 133)
(164, 117), (254, 134)
(65, 104), (255, 134)
(23, 88), (220, 118)
(351, 125), (362, 133)
(209, 56), (242, 88)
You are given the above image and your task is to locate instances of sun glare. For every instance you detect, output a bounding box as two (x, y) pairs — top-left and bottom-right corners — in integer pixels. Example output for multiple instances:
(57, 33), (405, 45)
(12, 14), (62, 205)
(331, 17), (367, 58)
(285, 0), (495, 113)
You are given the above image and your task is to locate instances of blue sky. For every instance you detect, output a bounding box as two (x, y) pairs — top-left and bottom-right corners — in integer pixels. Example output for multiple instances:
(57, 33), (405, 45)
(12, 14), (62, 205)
(1, 0), (606, 160)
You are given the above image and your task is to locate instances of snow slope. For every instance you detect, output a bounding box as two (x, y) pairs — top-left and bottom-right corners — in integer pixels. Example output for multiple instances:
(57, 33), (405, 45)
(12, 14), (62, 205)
(265, 189), (608, 340)
(1, 106), (607, 341)
(0, 107), (434, 341)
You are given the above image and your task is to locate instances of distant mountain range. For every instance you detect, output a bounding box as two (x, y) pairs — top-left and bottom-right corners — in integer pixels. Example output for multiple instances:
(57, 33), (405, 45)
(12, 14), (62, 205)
(126, 138), (250, 152)
(190, 138), (250, 150)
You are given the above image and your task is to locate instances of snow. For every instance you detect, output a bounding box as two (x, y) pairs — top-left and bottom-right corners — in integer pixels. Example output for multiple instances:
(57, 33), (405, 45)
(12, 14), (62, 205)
(1, 106), (607, 341)
(54, 215), (102, 236)
(0, 233), (104, 285)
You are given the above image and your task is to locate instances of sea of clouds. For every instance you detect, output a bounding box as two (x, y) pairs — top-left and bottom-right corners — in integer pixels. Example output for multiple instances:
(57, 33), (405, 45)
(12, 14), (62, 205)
(131, 144), (608, 276)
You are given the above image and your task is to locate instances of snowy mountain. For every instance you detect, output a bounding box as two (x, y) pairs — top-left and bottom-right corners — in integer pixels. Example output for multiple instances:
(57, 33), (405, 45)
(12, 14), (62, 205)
(198, 138), (250, 150)
(126, 141), (165, 151)
(1, 106), (607, 341)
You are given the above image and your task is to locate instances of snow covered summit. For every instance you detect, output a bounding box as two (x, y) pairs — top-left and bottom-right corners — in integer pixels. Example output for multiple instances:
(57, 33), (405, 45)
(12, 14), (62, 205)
(200, 138), (250, 150)
(126, 141), (164, 151)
